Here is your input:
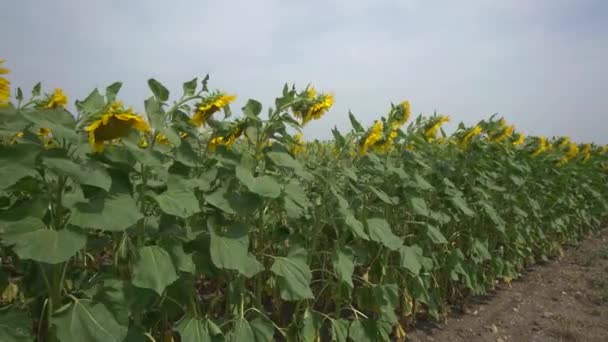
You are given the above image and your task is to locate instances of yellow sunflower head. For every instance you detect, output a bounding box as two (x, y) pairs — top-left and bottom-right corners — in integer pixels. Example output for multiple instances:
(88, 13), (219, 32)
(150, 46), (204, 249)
(0, 59), (10, 107)
(84, 101), (150, 152)
(192, 92), (236, 127)
(44, 88), (68, 109)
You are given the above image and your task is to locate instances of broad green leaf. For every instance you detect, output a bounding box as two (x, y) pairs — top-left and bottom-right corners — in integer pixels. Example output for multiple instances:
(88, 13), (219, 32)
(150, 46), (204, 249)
(399, 245), (423, 275)
(345, 215), (369, 240)
(155, 189), (200, 218)
(450, 195), (475, 216)
(176, 316), (211, 342)
(366, 218), (402, 250)
(209, 223), (254, 276)
(242, 99), (262, 119)
(182, 78), (198, 97)
(52, 299), (128, 342)
(299, 309), (322, 342)
(332, 248), (354, 287)
(266, 151), (302, 170)
(331, 319), (349, 342)
(76, 88), (105, 117)
(228, 318), (255, 342)
(22, 108), (78, 141)
(426, 224), (448, 244)
(410, 197), (429, 217)
(1, 218), (86, 264)
(369, 186), (398, 205)
(70, 194), (142, 231)
(148, 78), (169, 102)
(237, 167), (282, 199)
(413, 173), (434, 190)
(206, 184), (259, 216)
(132, 246), (178, 295)
(105, 82), (122, 103)
(43, 156), (111, 190)
(0, 307), (34, 341)
(0, 144), (42, 189)
(250, 318), (274, 342)
(270, 247), (314, 301)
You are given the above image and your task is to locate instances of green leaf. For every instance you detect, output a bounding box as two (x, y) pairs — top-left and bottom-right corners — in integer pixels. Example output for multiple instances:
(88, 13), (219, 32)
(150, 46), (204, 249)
(266, 151), (302, 170)
(70, 194), (143, 231)
(332, 248), (354, 287)
(426, 224), (448, 244)
(148, 78), (169, 102)
(52, 299), (128, 342)
(132, 246), (178, 295)
(270, 247), (314, 301)
(331, 319), (349, 342)
(0, 144), (42, 189)
(228, 318), (255, 342)
(399, 245), (423, 276)
(250, 176), (281, 199)
(410, 197), (429, 217)
(369, 186), (398, 205)
(43, 156), (111, 190)
(413, 173), (434, 190)
(1, 218), (86, 264)
(250, 318), (274, 342)
(366, 218), (402, 250)
(205, 184), (259, 216)
(348, 111), (365, 132)
(450, 195), (475, 217)
(32, 82), (41, 97)
(209, 222), (252, 276)
(299, 309), (322, 342)
(242, 99), (262, 119)
(105, 82), (122, 103)
(155, 189), (200, 218)
(76, 88), (105, 117)
(22, 108), (78, 141)
(345, 214), (369, 240)
(0, 307), (34, 341)
(182, 78), (198, 97)
(176, 316), (211, 342)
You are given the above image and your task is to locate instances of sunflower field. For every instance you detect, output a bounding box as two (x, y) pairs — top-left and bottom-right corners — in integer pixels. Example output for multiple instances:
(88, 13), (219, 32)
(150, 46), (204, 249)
(1, 59), (607, 342)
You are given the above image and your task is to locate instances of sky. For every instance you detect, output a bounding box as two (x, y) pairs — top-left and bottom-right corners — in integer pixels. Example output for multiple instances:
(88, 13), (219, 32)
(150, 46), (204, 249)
(1, 0), (607, 143)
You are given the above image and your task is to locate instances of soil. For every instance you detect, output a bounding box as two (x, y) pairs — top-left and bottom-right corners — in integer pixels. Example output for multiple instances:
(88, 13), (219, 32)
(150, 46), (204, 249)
(407, 228), (608, 342)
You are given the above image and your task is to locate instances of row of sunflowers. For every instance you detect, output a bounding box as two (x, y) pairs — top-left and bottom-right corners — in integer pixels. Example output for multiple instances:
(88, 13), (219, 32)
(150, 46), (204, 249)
(1, 59), (607, 341)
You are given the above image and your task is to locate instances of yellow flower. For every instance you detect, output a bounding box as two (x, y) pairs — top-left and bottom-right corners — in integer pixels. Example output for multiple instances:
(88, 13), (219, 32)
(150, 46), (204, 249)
(207, 124), (245, 151)
(0, 59), (10, 107)
(513, 133), (525, 146)
(191, 93), (236, 127)
(491, 125), (514, 143)
(179, 131), (188, 139)
(461, 125), (483, 147)
(359, 120), (383, 154)
(291, 132), (306, 155)
(44, 88), (68, 109)
(531, 136), (548, 157)
(372, 129), (398, 153)
(155, 133), (170, 145)
(498, 118), (507, 128)
(306, 86), (316, 99)
(37, 127), (52, 138)
(84, 102), (150, 152)
(557, 136), (570, 149)
(301, 93), (334, 125)
(600, 145), (608, 155)
(208, 136), (224, 151)
(424, 116), (450, 141)
(390, 100), (411, 129)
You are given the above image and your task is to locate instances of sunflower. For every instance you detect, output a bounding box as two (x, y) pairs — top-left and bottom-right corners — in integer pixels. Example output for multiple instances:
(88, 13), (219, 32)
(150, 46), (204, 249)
(531, 136), (548, 157)
(491, 125), (514, 143)
(460, 125), (483, 148)
(512, 132), (525, 146)
(0, 59), (10, 107)
(207, 123), (245, 151)
(359, 120), (383, 155)
(84, 101), (150, 152)
(192, 93), (236, 127)
(291, 132), (306, 155)
(424, 116), (450, 141)
(44, 88), (68, 109)
(301, 94), (334, 125)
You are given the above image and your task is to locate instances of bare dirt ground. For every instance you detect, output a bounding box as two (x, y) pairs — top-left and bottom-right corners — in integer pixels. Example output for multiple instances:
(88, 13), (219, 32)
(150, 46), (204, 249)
(407, 228), (608, 342)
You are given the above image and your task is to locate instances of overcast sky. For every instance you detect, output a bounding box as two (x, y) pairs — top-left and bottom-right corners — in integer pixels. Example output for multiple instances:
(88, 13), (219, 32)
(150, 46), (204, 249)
(1, 0), (607, 143)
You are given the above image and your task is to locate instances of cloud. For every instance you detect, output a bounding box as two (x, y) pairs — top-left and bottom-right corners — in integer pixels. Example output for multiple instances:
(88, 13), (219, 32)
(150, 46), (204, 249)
(1, 0), (606, 143)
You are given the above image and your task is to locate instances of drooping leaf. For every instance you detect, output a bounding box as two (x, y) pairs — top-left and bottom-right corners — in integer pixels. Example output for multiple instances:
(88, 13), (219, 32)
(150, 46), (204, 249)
(250, 318), (274, 342)
(209, 222), (254, 276)
(52, 299), (128, 342)
(332, 248), (354, 288)
(43, 155), (111, 190)
(366, 218), (402, 250)
(426, 224), (448, 244)
(1, 218), (86, 264)
(132, 246), (178, 295)
(0, 307), (34, 342)
(155, 189), (200, 218)
(70, 194), (143, 231)
(148, 78), (169, 102)
(228, 318), (255, 342)
(270, 247), (314, 301)
(399, 245), (424, 276)
(0, 144), (42, 189)
(331, 319), (349, 342)
(175, 316), (212, 342)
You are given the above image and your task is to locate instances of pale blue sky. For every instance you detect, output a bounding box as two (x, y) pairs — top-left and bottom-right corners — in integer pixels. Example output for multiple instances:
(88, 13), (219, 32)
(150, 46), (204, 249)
(1, 0), (607, 142)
